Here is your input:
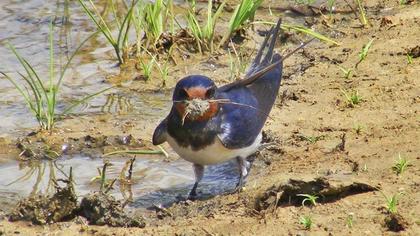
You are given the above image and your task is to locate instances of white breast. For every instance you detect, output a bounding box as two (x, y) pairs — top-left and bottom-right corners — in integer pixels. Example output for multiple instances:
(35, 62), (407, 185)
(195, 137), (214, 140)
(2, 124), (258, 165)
(166, 133), (262, 166)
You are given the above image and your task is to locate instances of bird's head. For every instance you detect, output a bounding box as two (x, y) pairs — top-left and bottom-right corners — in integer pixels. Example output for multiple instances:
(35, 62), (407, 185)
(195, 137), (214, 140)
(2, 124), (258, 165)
(172, 75), (219, 123)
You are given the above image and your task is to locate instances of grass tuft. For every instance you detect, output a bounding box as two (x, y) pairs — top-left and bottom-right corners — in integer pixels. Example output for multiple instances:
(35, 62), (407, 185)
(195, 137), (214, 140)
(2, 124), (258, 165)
(356, 38), (373, 67)
(228, 44), (249, 80)
(392, 153), (409, 175)
(143, 0), (164, 46)
(297, 194), (319, 207)
(381, 192), (403, 214)
(406, 53), (413, 64)
(338, 66), (353, 79)
(138, 56), (156, 80)
(77, 0), (135, 65)
(187, 0), (226, 53)
(341, 89), (362, 107)
(219, 0), (262, 47)
(353, 124), (364, 135)
(1, 22), (111, 131)
(156, 60), (170, 86)
(299, 215), (313, 230)
(346, 212), (354, 228)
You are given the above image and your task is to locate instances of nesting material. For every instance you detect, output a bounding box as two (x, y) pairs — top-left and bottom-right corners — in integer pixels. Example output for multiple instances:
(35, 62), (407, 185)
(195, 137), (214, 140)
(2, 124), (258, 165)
(184, 99), (210, 120)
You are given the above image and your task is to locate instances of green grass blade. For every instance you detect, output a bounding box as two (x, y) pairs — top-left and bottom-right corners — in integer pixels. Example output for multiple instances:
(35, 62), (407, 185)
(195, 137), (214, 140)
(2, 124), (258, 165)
(187, 11), (203, 53)
(281, 24), (340, 46)
(17, 66), (43, 102)
(7, 42), (50, 118)
(77, 0), (112, 42)
(208, 0), (225, 52)
(109, 0), (121, 28)
(87, 0), (115, 43)
(355, 0), (368, 26)
(21, 58), (49, 103)
(77, 0), (120, 63)
(103, 149), (165, 157)
(1, 72), (36, 114)
(219, 0), (262, 47)
(6, 43), (48, 97)
(17, 72), (42, 115)
(48, 21), (56, 130)
(57, 31), (99, 89)
(144, 0), (164, 45)
(117, 1), (135, 52)
(9, 42), (49, 103)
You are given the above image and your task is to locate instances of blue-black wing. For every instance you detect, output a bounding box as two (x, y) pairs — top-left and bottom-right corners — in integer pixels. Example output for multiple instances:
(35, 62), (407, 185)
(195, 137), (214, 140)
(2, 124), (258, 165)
(215, 87), (260, 149)
(152, 118), (167, 145)
(216, 19), (283, 149)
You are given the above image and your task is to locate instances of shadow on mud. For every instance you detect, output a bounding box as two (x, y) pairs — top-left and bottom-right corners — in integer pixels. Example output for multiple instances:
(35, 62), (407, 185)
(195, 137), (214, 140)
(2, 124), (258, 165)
(256, 176), (379, 211)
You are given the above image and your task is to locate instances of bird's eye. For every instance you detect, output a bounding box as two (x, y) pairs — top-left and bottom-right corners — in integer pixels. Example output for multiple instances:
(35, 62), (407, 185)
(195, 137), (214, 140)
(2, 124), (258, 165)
(206, 87), (216, 98)
(178, 88), (189, 99)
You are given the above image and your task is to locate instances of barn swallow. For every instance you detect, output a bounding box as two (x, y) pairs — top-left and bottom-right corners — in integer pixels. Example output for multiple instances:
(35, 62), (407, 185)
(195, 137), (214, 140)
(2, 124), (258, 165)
(153, 19), (312, 199)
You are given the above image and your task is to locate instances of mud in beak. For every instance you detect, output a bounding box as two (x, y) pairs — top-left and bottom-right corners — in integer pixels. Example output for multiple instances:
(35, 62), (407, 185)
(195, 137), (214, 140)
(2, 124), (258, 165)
(183, 98), (210, 119)
(174, 86), (219, 124)
(175, 98), (219, 124)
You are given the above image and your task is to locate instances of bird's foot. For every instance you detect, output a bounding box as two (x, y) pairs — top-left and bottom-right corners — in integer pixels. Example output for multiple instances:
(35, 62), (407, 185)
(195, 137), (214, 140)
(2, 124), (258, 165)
(233, 178), (245, 194)
(187, 192), (198, 201)
(233, 185), (244, 194)
(187, 182), (199, 200)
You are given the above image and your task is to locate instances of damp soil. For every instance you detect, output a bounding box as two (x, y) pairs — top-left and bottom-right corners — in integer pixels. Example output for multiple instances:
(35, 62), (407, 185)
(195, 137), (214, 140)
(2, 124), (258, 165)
(0, 0), (420, 235)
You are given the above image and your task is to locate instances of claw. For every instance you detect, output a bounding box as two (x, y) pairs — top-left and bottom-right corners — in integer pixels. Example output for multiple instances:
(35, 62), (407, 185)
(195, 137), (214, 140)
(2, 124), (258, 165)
(234, 177), (245, 193)
(187, 164), (204, 200)
(233, 156), (248, 194)
(187, 181), (199, 200)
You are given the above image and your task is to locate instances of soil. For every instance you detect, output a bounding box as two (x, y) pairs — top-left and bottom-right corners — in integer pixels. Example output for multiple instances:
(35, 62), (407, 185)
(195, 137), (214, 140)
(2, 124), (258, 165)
(8, 178), (78, 225)
(0, 0), (419, 235)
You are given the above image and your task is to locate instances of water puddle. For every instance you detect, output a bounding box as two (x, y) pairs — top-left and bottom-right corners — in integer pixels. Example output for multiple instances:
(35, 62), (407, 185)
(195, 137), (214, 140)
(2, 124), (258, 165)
(0, 0), (120, 137)
(0, 154), (239, 211)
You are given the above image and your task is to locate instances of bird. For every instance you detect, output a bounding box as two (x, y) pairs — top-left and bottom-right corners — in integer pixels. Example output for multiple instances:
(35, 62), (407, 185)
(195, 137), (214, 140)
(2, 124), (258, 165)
(152, 18), (312, 199)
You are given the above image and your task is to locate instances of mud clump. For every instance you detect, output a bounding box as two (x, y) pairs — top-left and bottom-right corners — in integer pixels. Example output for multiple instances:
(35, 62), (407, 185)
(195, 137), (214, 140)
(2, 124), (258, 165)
(184, 99), (210, 119)
(17, 137), (60, 160)
(8, 183), (77, 224)
(79, 192), (145, 228)
(407, 45), (420, 58)
(8, 169), (145, 228)
(15, 133), (147, 160)
(384, 213), (409, 232)
(256, 177), (378, 211)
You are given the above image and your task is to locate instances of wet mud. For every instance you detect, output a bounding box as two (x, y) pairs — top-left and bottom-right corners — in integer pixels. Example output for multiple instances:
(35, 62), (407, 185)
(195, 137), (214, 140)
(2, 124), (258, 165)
(8, 177), (77, 225)
(79, 192), (145, 227)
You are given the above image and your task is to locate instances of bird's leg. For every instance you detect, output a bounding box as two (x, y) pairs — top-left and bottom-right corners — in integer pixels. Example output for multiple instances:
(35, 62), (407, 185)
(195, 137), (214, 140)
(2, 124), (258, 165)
(188, 163), (204, 200)
(235, 156), (249, 192)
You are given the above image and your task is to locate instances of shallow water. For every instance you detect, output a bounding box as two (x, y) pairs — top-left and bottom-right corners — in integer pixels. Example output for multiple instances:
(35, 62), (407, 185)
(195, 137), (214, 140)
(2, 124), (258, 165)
(0, 154), (239, 211)
(0, 0), (125, 137)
